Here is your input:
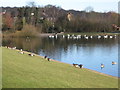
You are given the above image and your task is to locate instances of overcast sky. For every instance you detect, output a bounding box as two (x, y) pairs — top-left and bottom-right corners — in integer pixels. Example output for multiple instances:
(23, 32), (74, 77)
(0, 0), (119, 12)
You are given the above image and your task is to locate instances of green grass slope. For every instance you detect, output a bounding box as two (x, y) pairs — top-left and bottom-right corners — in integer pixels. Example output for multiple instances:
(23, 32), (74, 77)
(2, 47), (118, 88)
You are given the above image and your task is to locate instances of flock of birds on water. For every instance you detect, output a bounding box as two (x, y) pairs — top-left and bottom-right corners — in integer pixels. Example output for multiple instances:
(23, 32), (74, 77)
(48, 34), (118, 69)
(5, 45), (117, 70)
(72, 61), (117, 69)
(48, 34), (118, 40)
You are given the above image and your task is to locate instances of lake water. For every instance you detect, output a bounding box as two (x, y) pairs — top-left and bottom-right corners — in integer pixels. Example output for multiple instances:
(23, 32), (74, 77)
(2, 34), (119, 77)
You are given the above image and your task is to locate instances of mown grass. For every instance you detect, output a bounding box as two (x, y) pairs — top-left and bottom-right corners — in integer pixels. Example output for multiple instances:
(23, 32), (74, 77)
(2, 47), (118, 88)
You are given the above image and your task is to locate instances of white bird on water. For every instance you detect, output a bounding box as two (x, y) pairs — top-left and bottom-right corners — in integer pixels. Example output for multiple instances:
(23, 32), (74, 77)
(90, 36), (93, 39)
(104, 35), (108, 39)
(55, 35), (57, 38)
(85, 36), (89, 39)
(67, 34), (70, 37)
(101, 64), (104, 69)
(109, 36), (113, 39)
(98, 35), (101, 39)
(62, 35), (65, 38)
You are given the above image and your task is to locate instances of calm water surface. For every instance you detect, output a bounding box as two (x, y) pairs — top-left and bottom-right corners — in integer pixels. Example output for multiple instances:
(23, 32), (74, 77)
(2, 35), (119, 77)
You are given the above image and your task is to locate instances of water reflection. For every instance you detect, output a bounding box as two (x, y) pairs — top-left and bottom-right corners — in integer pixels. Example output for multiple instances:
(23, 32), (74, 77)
(2, 36), (118, 77)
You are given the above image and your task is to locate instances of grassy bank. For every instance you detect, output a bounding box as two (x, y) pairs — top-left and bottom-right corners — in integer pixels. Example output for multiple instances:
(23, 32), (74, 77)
(2, 47), (118, 88)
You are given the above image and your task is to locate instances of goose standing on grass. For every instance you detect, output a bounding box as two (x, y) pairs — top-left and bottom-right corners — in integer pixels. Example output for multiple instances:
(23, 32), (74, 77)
(44, 56), (47, 59)
(28, 53), (35, 56)
(73, 63), (79, 68)
(78, 64), (83, 69)
(47, 58), (51, 61)
(112, 61), (117, 65)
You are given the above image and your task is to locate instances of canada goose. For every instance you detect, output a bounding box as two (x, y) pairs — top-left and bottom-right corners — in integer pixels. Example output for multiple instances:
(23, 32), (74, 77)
(101, 64), (104, 69)
(73, 63), (79, 68)
(47, 58), (51, 61)
(28, 54), (31, 56)
(112, 61), (117, 65)
(28, 53), (35, 56)
(78, 64), (83, 68)
(44, 56), (47, 59)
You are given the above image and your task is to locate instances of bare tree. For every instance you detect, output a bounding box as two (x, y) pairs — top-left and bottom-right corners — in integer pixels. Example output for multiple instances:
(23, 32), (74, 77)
(85, 6), (94, 12)
(27, 1), (37, 7)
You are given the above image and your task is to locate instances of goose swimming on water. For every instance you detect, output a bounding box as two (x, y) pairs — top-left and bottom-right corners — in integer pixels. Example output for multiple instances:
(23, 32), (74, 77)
(112, 61), (117, 65)
(101, 64), (104, 69)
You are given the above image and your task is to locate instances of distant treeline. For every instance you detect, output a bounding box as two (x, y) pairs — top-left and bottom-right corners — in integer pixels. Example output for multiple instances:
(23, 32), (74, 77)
(1, 5), (120, 33)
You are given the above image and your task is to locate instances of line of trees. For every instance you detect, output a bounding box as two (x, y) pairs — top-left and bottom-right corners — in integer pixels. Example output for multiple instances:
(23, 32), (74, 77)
(1, 4), (120, 33)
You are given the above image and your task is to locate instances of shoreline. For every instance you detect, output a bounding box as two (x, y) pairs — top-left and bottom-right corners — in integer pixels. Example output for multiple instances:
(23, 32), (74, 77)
(8, 47), (118, 79)
(2, 32), (119, 38)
